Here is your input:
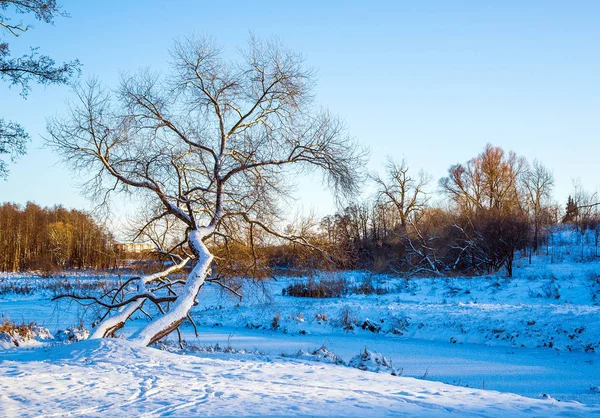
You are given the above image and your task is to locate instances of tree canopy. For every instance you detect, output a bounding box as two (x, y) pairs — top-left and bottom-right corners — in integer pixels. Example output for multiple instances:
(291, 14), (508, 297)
(0, 0), (80, 178)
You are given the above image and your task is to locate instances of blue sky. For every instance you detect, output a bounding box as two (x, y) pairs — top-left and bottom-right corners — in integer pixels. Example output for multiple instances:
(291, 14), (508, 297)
(1, 0), (599, 219)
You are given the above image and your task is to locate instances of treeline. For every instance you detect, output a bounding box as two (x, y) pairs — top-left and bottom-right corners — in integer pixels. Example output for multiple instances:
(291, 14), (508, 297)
(3, 145), (598, 279)
(266, 144), (599, 277)
(0, 202), (116, 272)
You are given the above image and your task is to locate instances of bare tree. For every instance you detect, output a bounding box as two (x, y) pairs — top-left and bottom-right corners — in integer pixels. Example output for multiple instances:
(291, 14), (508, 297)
(590, 203), (600, 259)
(402, 217), (443, 277)
(522, 160), (554, 253)
(372, 157), (431, 228)
(571, 181), (599, 260)
(0, 0), (80, 178)
(369, 199), (399, 243)
(47, 36), (366, 346)
(440, 144), (526, 214)
(440, 144), (529, 277)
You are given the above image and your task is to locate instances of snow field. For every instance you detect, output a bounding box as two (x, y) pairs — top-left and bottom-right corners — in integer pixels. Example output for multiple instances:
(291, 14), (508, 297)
(1, 338), (598, 417)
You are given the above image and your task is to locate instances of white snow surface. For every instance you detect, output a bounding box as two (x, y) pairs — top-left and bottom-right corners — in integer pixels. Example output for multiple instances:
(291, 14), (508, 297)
(1, 338), (597, 417)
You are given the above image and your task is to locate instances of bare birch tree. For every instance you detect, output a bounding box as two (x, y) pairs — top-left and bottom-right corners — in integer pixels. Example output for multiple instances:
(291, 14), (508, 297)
(46, 36), (366, 346)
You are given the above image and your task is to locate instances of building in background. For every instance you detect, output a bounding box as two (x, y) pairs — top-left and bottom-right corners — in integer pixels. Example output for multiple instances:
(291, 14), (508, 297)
(114, 242), (156, 253)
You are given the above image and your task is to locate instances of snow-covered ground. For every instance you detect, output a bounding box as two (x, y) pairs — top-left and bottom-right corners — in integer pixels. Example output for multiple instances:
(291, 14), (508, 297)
(1, 338), (598, 417)
(2, 234), (600, 416)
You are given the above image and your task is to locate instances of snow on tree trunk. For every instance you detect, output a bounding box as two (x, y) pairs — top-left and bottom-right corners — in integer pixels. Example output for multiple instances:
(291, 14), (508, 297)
(90, 300), (144, 339)
(129, 229), (212, 346)
(89, 257), (190, 339)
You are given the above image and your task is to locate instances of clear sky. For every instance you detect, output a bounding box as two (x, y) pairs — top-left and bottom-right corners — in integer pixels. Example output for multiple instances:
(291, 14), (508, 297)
(1, 0), (599, 221)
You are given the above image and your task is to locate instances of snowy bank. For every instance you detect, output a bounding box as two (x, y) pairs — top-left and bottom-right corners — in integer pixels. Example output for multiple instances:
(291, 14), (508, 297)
(0, 339), (598, 417)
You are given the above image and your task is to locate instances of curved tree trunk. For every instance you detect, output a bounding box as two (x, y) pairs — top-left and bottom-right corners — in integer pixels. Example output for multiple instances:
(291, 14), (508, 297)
(89, 257), (191, 339)
(90, 300), (145, 339)
(130, 229), (213, 346)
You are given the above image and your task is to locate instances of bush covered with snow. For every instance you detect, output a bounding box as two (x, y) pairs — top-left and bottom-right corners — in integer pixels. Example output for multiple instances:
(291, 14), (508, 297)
(0, 318), (53, 348)
(293, 345), (346, 365)
(0, 316), (91, 349)
(348, 347), (402, 376)
(54, 325), (90, 343)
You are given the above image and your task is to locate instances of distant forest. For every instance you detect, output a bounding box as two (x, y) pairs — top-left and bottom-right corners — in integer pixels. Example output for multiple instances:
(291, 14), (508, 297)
(0, 203), (115, 272)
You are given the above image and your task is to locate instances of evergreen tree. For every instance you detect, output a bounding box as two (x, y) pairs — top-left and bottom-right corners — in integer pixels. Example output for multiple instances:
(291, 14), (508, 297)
(562, 195), (578, 224)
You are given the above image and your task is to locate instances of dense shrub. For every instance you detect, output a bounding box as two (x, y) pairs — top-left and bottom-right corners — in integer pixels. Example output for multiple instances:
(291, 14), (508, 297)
(282, 275), (392, 298)
(0, 318), (36, 339)
(282, 276), (348, 298)
(0, 317), (53, 347)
